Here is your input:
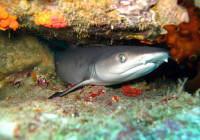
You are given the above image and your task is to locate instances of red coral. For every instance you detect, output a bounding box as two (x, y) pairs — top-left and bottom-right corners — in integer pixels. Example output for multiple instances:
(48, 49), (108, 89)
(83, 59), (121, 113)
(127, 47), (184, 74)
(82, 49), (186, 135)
(157, 7), (200, 65)
(121, 85), (142, 97)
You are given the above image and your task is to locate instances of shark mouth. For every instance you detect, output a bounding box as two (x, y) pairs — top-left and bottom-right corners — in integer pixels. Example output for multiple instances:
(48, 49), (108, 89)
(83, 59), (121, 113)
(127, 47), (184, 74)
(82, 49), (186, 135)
(120, 63), (156, 77)
(120, 57), (169, 78)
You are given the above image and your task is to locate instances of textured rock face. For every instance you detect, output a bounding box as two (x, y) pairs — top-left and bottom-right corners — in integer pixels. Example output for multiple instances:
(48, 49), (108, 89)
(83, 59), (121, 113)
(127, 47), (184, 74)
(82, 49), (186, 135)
(0, 0), (195, 43)
(0, 33), (55, 79)
(157, 0), (189, 27)
(111, 0), (159, 26)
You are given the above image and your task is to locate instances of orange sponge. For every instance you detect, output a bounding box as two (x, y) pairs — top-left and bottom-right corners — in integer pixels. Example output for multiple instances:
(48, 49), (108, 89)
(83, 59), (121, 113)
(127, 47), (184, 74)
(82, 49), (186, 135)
(0, 7), (19, 31)
(157, 7), (200, 64)
(34, 13), (68, 28)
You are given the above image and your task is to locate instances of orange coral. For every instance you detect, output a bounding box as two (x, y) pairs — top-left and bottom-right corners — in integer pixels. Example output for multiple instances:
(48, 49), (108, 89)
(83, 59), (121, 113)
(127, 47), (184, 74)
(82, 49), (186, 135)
(157, 7), (200, 64)
(0, 7), (19, 31)
(34, 13), (68, 29)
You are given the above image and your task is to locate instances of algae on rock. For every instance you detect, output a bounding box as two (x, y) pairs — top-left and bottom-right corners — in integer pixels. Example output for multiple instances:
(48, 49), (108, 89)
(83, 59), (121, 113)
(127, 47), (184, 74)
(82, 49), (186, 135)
(0, 33), (55, 80)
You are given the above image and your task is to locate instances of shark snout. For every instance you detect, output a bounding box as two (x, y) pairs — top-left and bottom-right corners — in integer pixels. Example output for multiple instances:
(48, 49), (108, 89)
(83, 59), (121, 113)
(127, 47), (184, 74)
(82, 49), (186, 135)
(141, 52), (169, 67)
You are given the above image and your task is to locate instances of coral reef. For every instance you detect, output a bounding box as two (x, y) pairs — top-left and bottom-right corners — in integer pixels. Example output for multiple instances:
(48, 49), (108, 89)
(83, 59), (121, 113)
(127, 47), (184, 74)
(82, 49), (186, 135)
(0, 7), (19, 31)
(34, 13), (68, 28)
(157, 7), (200, 64)
(0, 1), (199, 139)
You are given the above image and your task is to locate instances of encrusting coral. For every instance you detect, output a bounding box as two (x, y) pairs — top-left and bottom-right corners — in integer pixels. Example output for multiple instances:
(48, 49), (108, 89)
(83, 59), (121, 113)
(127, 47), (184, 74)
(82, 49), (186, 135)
(0, 7), (19, 31)
(157, 0), (200, 65)
(34, 12), (68, 28)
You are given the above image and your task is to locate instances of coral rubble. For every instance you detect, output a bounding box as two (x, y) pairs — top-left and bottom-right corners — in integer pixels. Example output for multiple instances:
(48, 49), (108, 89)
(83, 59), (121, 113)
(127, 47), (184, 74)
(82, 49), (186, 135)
(0, 77), (199, 139)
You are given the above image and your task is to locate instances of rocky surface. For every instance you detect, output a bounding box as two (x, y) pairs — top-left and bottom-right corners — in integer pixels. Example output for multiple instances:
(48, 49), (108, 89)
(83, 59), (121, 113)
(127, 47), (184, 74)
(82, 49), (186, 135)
(0, 32), (55, 87)
(0, 0), (194, 44)
(0, 76), (199, 139)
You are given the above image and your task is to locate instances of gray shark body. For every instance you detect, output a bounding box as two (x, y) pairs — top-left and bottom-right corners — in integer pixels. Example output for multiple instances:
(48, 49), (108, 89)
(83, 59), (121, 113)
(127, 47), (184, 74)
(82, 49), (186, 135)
(48, 46), (169, 99)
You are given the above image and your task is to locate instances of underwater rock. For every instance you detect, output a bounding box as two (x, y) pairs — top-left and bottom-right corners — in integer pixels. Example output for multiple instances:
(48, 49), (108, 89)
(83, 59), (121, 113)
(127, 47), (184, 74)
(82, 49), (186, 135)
(110, 0), (159, 27)
(0, 33), (55, 82)
(157, 0), (189, 29)
(0, 0), (196, 43)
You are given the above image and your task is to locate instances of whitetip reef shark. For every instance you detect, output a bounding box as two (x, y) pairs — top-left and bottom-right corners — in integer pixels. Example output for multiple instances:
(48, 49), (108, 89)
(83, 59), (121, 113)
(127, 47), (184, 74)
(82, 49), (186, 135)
(48, 46), (169, 99)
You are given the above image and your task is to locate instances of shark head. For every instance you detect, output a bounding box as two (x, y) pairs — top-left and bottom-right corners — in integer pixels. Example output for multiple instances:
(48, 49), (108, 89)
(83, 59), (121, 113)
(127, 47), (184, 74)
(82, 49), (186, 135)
(93, 46), (169, 85)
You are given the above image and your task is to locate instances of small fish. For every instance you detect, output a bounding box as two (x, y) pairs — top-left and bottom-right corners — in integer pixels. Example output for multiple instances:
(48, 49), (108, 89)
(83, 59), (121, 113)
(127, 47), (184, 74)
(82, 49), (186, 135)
(48, 46), (169, 99)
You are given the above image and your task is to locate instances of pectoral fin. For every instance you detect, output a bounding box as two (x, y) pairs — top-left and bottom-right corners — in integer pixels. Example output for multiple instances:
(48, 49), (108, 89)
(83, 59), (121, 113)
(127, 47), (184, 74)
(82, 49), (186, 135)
(48, 80), (88, 99)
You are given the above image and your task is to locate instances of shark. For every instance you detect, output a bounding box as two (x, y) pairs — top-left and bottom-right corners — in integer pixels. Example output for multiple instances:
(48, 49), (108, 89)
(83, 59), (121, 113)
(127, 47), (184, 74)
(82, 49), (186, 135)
(48, 46), (169, 99)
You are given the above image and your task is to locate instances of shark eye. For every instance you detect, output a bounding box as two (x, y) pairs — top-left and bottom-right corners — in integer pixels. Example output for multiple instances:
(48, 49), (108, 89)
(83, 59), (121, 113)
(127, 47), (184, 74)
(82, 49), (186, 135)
(118, 54), (126, 63)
